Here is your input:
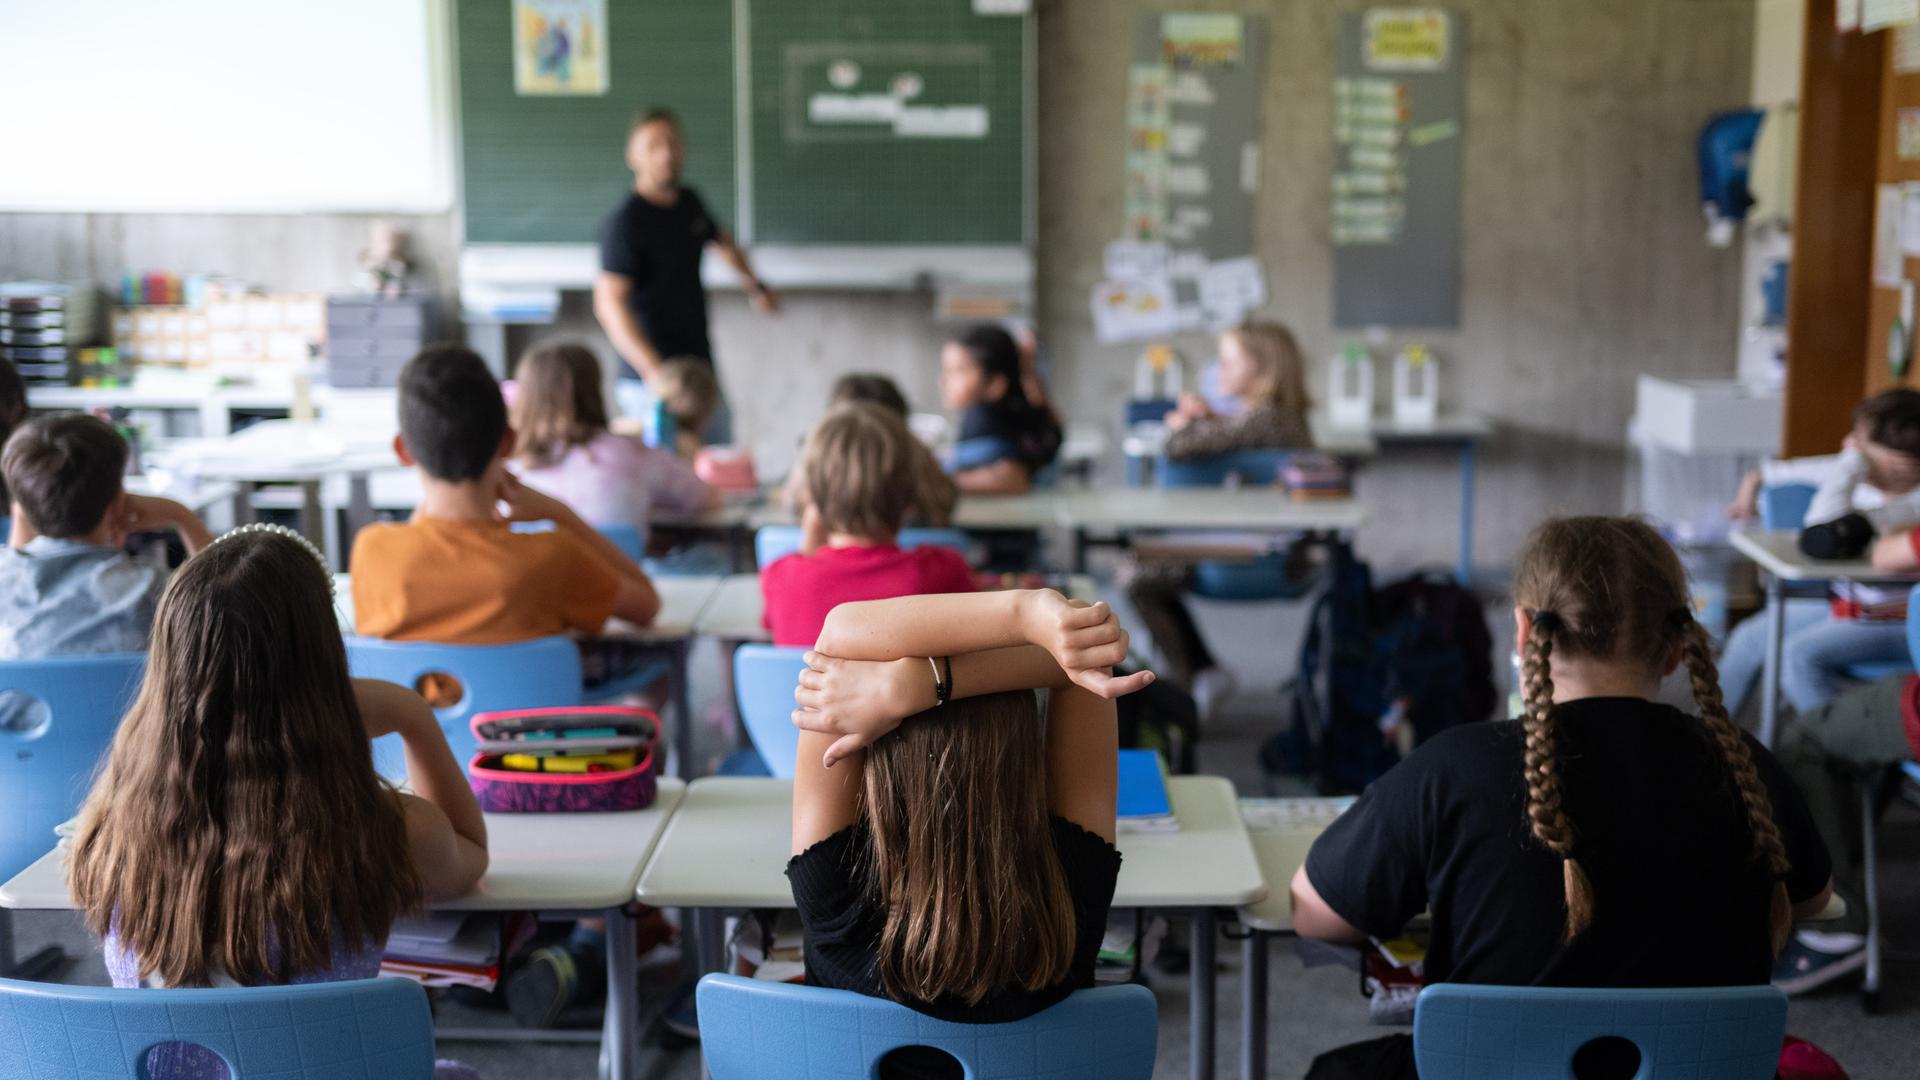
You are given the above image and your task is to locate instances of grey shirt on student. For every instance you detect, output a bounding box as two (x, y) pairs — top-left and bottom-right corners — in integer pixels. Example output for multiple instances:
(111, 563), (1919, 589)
(0, 537), (165, 660)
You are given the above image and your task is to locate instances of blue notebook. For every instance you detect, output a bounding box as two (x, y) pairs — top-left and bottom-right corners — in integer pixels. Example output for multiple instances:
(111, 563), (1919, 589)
(1115, 749), (1177, 832)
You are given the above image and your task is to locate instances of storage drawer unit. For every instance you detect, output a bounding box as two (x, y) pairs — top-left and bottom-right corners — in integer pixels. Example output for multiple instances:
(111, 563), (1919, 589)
(325, 297), (438, 388)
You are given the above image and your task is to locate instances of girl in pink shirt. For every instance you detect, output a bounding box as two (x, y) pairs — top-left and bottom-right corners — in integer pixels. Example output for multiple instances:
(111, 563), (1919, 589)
(509, 341), (718, 536)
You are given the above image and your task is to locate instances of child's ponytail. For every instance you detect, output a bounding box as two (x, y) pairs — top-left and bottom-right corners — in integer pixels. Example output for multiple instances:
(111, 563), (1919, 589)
(1519, 610), (1595, 941)
(1677, 616), (1794, 953)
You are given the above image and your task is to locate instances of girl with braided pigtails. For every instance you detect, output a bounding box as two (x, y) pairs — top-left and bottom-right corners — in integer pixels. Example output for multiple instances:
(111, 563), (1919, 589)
(1288, 516), (1836, 1080)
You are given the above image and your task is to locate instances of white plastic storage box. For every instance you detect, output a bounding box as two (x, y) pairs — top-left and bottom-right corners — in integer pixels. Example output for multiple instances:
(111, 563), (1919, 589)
(1634, 376), (1782, 455)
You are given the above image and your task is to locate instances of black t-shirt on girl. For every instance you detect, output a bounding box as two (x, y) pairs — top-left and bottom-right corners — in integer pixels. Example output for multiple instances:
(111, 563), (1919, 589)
(597, 187), (719, 373)
(956, 401), (1062, 473)
(786, 817), (1121, 1023)
(1305, 697), (1831, 988)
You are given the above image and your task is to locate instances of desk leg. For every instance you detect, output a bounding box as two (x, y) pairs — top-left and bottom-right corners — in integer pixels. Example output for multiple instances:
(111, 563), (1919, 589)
(672, 639), (695, 781)
(1759, 574), (1786, 748)
(1074, 527), (1090, 574)
(1455, 439), (1476, 586)
(1191, 910), (1217, 1080)
(601, 905), (637, 1080)
(234, 482), (258, 527)
(343, 471), (374, 558)
(1240, 931), (1268, 1080)
(299, 480), (334, 567)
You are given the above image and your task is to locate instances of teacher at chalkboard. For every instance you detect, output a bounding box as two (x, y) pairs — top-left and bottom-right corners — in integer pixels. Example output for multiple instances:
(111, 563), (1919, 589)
(593, 108), (778, 443)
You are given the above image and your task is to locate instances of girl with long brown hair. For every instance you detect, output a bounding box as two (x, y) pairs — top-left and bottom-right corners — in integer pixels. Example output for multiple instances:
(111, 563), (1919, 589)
(1287, 516), (1835, 1080)
(69, 527), (488, 1075)
(509, 339), (718, 535)
(785, 590), (1154, 1074)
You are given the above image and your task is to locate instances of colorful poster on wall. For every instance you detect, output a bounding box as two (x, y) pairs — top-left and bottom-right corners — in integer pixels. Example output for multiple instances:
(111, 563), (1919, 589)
(1875, 183), (1904, 287)
(513, 0), (608, 97)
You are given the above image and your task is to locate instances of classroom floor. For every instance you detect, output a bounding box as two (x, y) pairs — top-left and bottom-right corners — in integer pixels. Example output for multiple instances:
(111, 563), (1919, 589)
(14, 587), (1920, 1079)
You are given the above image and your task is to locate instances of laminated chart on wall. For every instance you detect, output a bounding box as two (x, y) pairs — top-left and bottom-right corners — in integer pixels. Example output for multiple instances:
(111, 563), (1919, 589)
(1095, 13), (1268, 343)
(1332, 9), (1464, 328)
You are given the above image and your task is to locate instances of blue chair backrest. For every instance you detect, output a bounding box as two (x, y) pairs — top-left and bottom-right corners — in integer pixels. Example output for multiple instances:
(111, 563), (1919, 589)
(1413, 984), (1786, 1080)
(1158, 448), (1297, 488)
(1906, 583), (1920, 667)
(597, 522), (647, 563)
(697, 974), (1158, 1080)
(344, 636), (581, 777)
(0, 653), (145, 882)
(0, 975), (435, 1079)
(733, 644), (808, 778)
(1126, 398), (1177, 426)
(1759, 483), (1817, 531)
(755, 526), (971, 569)
(949, 434), (1020, 472)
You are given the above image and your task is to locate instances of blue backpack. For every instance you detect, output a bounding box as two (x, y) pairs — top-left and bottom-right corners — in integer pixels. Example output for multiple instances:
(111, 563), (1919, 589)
(1273, 547), (1495, 793)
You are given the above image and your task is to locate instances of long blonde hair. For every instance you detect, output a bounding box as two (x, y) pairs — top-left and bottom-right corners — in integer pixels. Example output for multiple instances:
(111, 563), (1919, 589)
(512, 341), (610, 470)
(1223, 321), (1310, 410)
(69, 531), (420, 986)
(860, 691), (1077, 1005)
(1512, 516), (1791, 953)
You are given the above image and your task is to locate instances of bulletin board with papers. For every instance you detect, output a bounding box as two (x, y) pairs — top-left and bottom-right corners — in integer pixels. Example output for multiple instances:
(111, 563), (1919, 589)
(1091, 13), (1268, 344)
(1331, 8), (1464, 328)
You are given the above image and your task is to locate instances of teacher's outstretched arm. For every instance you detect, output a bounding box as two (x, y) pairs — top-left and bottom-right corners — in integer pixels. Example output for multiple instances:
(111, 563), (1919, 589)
(592, 272), (664, 384)
(714, 229), (780, 315)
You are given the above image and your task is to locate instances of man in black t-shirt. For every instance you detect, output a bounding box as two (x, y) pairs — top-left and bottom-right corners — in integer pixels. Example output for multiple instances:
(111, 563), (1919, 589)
(592, 108), (777, 442)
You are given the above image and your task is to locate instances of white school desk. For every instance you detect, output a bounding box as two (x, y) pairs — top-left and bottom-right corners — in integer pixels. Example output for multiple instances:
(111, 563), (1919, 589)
(150, 419), (401, 568)
(742, 491), (1069, 534)
(1727, 529), (1918, 748)
(635, 775), (1265, 1080)
(1123, 412), (1490, 582)
(1057, 488), (1364, 572)
(0, 780), (685, 1080)
(331, 573), (723, 781)
(694, 572), (1098, 643)
(1228, 795), (1849, 1080)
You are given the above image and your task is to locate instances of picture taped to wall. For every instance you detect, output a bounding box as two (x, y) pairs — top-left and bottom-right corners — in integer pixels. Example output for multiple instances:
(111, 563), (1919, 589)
(513, 0), (608, 97)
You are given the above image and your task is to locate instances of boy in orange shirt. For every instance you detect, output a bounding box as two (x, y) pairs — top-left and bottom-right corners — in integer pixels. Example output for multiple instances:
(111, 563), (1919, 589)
(351, 344), (660, 675)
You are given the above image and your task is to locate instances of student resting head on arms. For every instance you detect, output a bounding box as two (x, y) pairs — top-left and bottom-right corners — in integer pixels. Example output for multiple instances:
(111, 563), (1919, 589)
(1288, 516), (1835, 1080)
(784, 590), (1155, 1079)
(0, 413), (213, 660)
(509, 339), (719, 535)
(762, 402), (976, 647)
(653, 356), (722, 459)
(938, 324), (1062, 495)
(68, 526), (487, 1078)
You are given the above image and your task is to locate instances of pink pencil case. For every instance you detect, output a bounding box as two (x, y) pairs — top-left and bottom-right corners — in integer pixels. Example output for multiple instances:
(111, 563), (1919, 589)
(467, 707), (660, 813)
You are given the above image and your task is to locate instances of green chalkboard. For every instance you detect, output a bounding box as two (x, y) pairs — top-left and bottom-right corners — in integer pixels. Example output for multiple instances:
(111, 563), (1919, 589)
(456, 0), (736, 245)
(743, 0), (1027, 245)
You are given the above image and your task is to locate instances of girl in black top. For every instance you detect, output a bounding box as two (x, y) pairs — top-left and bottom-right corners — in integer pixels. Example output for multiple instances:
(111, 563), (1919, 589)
(1292, 516), (1835, 1080)
(786, 591), (1156, 1078)
(939, 324), (1063, 494)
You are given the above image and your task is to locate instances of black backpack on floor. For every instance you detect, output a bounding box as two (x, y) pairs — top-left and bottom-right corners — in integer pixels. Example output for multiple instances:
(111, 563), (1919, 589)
(1270, 547), (1495, 793)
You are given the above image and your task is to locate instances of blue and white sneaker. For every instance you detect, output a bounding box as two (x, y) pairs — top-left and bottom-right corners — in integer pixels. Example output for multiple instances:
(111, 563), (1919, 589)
(1772, 935), (1867, 995)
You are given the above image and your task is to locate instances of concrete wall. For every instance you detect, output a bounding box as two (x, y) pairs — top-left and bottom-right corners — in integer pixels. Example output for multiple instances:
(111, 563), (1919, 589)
(0, 0), (1755, 576)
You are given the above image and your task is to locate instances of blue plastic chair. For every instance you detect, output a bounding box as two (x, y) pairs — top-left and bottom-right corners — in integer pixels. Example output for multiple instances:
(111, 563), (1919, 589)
(1758, 482), (1817, 531)
(1412, 984), (1786, 1080)
(754, 526), (971, 569)
(697, 974), (1158, 1080)
(344, 636), (582, 777)
(0, 653), (146, 976)
(0, 975), (436, 1079)
(597, 521), (647, 563)
(732, 644), (808, 778)
(1154, 449), (1313, 602)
